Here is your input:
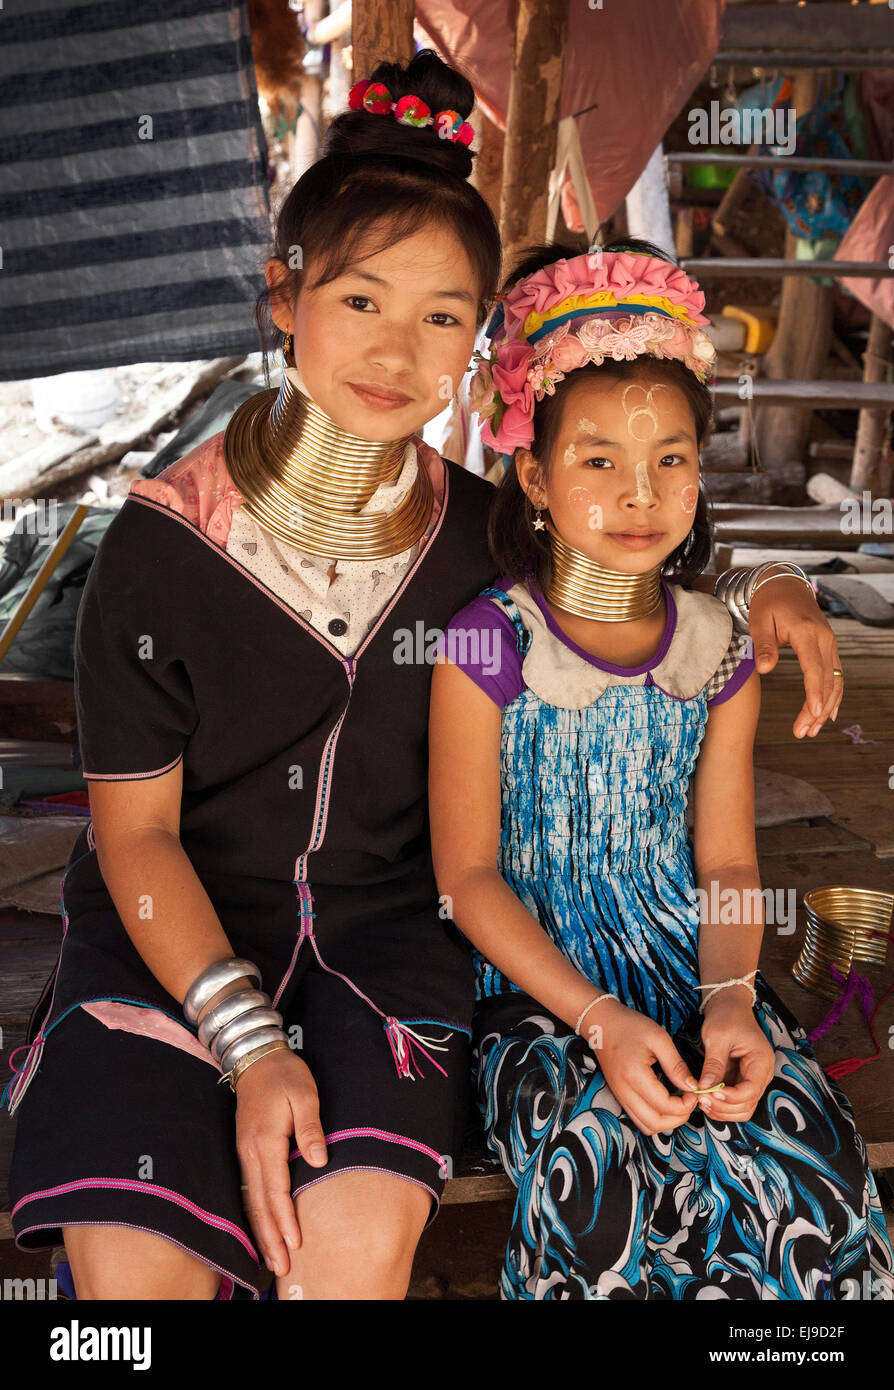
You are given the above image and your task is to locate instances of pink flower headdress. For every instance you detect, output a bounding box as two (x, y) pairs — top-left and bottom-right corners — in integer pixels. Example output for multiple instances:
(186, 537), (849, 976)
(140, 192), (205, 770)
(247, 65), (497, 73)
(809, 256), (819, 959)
(469, 247), (716, 457)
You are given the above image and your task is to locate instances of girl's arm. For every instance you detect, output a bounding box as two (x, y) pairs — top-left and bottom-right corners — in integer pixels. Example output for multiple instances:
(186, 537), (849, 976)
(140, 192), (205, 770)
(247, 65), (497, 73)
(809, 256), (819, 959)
(90, 769), (327, 1275)
(691, 569), (841, 738)
(429, 659), (699, 1135)
(690, 669), (775, 1121)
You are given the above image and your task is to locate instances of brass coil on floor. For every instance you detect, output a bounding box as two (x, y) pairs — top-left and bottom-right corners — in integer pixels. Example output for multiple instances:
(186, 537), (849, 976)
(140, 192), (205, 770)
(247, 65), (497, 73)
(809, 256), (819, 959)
(792, 886), (892, 999)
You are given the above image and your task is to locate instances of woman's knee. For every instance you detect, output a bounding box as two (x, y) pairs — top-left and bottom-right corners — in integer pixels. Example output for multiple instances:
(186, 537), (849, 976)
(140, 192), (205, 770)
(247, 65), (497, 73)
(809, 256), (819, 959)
(279, 1171), (431, 1299)
(63, 1225), (221, 1300)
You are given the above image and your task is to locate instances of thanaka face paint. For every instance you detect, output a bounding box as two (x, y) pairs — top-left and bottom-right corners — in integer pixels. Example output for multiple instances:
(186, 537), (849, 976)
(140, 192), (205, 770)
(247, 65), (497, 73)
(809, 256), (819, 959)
(634, 458), (653, 503)
(680, 483), (699, 513)
(621, 383), (666, 442)
(563, 442), (577, 467)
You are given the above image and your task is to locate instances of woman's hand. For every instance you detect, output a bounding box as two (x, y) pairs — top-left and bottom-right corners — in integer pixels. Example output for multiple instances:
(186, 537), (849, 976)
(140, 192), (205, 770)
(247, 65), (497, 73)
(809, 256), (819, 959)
(696, 993), (775, 1124)
(748, 573), (843, 739)
(595, 1000), (700, 1136)
(234, 1048), (328, 1276)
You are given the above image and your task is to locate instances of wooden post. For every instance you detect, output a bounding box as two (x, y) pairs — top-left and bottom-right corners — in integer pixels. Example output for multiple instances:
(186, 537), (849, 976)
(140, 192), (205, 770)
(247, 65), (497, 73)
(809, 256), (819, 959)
(850, 312), (893, 494)
(351, 0), (414, 81)
(754, 71), (834, 477)
(469, 104), (505, 224)
(499, 0), (569, 269)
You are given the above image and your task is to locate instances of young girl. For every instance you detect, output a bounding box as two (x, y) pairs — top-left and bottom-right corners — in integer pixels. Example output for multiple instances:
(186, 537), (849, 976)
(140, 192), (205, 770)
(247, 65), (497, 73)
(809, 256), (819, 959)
(429, 240), (894, 1301)
(5, 49), (843, 1299)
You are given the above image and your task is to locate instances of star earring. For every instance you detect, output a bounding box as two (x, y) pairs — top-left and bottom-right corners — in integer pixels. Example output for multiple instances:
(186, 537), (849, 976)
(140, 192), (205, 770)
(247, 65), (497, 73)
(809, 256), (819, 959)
(532, 504), (546, 532)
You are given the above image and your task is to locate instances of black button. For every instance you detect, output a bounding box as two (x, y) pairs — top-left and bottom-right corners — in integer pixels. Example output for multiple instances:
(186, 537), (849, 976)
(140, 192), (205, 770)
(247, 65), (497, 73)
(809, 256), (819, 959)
(328, 618), (348, 636)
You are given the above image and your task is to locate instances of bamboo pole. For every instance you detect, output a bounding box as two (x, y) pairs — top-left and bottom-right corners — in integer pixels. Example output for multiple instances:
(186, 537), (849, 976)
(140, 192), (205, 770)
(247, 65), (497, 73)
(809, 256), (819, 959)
(850, 312), (893, 494)
(350, 0), (414, 81)
(499, 0), (569, 270)
(754, 71), (835, 474)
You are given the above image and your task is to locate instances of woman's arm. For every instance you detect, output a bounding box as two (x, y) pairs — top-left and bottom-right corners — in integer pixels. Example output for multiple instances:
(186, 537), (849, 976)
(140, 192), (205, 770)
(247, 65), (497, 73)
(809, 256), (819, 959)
(429, 659), (699, 1135)
(692, 567), (842, 738)
(89, 769), (326, 1275)
(690, 670), (775, 1121)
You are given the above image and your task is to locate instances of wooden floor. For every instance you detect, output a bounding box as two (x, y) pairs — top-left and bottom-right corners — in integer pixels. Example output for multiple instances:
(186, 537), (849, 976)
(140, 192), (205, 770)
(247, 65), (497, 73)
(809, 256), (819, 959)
(2, 624), (893, 1247)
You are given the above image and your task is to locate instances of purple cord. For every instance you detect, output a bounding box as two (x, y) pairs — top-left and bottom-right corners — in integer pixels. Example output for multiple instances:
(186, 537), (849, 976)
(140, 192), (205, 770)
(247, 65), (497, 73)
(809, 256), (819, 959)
(807, 964), (876, 1044)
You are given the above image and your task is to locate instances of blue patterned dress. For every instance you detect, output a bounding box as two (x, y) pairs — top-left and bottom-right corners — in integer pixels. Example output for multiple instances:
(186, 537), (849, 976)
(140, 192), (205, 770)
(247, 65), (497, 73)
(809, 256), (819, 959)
(444, 578), (894, 1301)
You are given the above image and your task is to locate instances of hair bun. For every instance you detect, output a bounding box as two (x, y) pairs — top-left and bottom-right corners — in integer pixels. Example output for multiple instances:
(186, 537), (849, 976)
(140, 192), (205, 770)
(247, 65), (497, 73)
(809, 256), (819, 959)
(322, 48), (476, 180)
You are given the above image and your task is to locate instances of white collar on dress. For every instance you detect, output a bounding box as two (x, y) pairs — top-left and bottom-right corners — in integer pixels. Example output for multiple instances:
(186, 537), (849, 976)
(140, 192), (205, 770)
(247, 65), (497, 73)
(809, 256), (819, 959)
(498, 581), (733, 709)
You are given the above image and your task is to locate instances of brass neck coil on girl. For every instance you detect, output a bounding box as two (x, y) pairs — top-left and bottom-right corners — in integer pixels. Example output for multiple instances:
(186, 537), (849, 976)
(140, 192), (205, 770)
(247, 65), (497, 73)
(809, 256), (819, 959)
(543, 519), (664, 622)
(223, 370), (433, 560)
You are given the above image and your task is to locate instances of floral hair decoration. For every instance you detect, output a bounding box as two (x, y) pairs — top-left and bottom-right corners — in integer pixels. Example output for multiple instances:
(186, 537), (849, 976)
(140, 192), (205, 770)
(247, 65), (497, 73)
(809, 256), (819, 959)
(469, 247), (717, 456)
(348, 78), (475, 146)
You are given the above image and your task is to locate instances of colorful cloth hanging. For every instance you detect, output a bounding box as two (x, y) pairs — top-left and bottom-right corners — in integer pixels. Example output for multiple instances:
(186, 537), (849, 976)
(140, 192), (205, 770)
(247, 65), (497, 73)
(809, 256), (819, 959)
(0, 0), (271, 380)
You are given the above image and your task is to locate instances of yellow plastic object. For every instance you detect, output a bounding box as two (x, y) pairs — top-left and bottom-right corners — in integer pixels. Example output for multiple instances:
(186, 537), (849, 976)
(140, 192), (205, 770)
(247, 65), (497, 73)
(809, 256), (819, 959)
(721, 305), (777, 355)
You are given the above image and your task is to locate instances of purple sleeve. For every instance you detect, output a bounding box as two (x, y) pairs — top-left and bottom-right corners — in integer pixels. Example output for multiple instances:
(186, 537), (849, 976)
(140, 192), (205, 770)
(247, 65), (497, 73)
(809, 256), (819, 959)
(706, 653), (756, 707)
(437, 595), (526, 708)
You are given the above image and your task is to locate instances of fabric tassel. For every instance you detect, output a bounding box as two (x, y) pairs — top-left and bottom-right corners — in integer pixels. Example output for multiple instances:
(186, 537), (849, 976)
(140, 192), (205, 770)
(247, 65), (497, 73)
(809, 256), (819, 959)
(383, 1018), (450, 1081)
(4, 1034), (46, 1116)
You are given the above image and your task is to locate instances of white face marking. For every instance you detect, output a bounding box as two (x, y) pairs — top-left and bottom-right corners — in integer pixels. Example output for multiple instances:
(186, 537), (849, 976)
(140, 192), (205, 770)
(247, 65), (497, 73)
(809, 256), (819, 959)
(634, 458), (652, 503)
(577, 417), (598, 433)
(621, 383), (666, 442)
(680, 483), (698, 513)
(563, 442), (578, 467)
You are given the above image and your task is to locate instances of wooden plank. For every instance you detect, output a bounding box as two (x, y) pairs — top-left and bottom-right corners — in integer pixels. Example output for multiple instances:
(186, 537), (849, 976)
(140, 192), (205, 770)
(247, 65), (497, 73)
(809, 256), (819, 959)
(720, 2), (894, 54)
(670, 153), (894, 175)
(713, 380), (894, 409)
(684, 259), (894, 279)
(0, 677), (76, 741)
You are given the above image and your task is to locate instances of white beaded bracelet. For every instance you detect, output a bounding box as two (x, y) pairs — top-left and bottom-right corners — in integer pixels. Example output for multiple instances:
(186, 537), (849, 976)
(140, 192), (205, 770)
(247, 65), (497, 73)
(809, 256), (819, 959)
(575, 993), (619, 1035)
(697, 971), (758, 1013)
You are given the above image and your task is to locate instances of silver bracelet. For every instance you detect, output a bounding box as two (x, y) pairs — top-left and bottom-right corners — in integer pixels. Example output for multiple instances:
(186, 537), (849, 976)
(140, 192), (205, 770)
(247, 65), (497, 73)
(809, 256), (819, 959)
(750, 566), (815, 602)
(183, 957), (262, 1027)
(211, 1007), (284, 1065)
(714, 563), (814, 636)
(220, 1025), (291, 1075)
(574, 993), (619, 1035)
(197, 988), (270, 1050)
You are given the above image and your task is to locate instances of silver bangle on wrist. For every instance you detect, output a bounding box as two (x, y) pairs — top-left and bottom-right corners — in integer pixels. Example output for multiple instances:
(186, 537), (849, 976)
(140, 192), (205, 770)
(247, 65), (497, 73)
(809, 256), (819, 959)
(210, 1007), (284, 1064)
(714, 563), (815, 636)
(220, 1025), (291, 1075)
(183, 957), (263, 1027)
(197, 988), (270, 1050)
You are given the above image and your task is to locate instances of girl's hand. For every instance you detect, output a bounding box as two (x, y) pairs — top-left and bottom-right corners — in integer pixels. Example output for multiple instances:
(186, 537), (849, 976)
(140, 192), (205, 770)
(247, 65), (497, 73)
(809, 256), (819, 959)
(234, 1049), (328, 1276)
(595, 1001), (700, 1136)
(748, 573), (842, 739)
(696, 994), (775, 1124)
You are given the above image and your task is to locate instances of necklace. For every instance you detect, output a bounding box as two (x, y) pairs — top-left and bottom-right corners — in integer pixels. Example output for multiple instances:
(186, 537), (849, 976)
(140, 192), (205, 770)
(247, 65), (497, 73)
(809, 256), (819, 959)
(544, 519), (664, 622)
(223, 368), (433, 560)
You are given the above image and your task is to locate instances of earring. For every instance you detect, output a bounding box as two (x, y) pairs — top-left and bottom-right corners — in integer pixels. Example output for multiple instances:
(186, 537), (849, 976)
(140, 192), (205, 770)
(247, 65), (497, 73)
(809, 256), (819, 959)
(532, 503), (546, 532)
(282, 332), (294, 365)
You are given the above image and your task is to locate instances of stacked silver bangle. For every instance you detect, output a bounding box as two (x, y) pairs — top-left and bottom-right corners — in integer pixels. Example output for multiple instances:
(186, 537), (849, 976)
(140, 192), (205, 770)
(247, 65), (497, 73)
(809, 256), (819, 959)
(183, 956), (289, 1077)
(713, 562), (815, 635)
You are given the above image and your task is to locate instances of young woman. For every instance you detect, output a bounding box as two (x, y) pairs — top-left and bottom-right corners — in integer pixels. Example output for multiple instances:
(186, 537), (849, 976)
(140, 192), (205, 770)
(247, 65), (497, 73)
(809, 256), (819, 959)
(429, 240), (892, 1300)
(6, 55), (843, 1301)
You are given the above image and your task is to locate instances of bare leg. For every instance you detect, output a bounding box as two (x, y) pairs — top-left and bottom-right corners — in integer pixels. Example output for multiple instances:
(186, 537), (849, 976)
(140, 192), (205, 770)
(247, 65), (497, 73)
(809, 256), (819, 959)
(275, 1171), (431, 1301)
(63, 1225), (222, 1300)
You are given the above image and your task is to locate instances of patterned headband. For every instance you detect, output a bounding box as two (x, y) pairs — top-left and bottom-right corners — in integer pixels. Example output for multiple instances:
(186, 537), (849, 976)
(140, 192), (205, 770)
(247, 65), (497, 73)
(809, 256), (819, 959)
(469, 248), (717, 456)
(348, 78), (475, 146)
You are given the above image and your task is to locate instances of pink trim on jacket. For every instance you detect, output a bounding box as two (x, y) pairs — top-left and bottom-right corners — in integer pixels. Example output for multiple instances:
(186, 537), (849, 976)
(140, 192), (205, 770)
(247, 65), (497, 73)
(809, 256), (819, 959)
(288, 1125), (444, 1167)
(12, 1178), (257, 1260)
(14, 1220), (257, 1298)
